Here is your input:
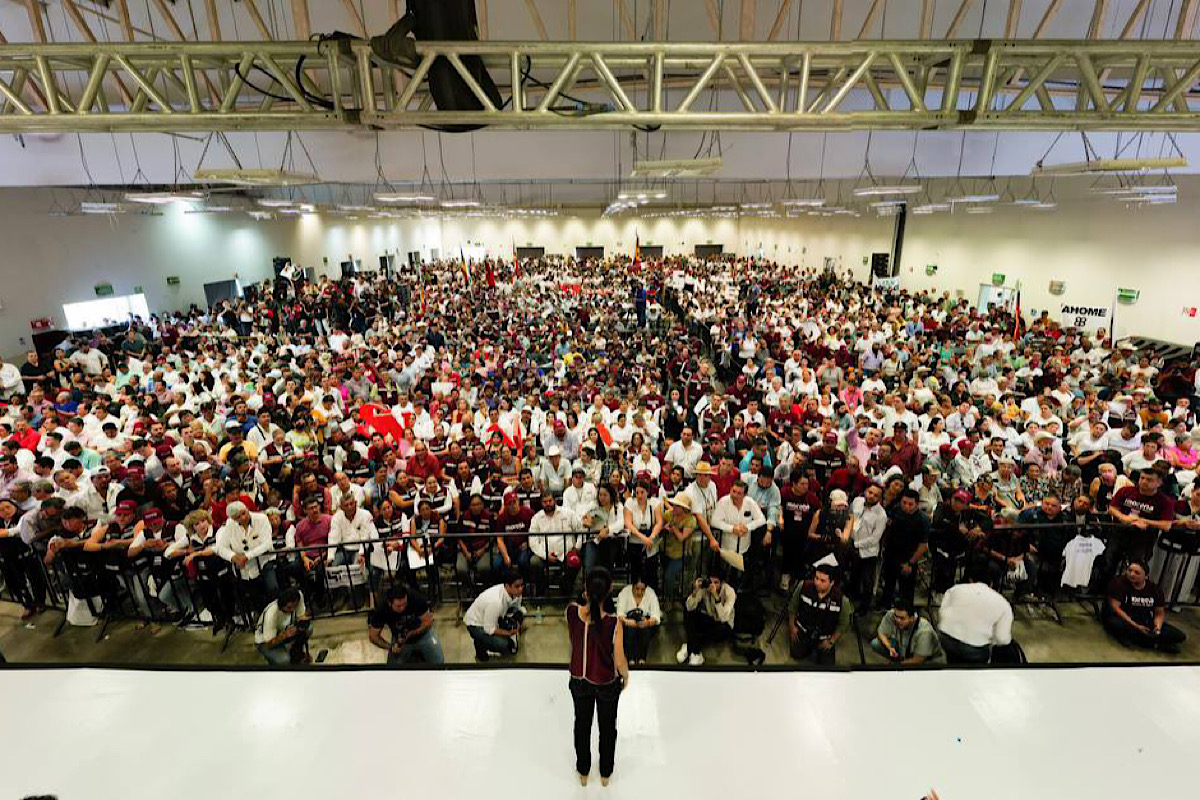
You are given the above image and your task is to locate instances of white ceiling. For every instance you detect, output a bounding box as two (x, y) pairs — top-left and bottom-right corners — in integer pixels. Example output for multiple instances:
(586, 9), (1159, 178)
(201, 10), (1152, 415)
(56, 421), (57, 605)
(2, 1), (1199, 194)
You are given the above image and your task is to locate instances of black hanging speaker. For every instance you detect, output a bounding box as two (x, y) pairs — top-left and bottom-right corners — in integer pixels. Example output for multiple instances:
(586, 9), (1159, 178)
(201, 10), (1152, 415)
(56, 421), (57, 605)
(871, 252), (891, 278)
(371, 0), (501, 133)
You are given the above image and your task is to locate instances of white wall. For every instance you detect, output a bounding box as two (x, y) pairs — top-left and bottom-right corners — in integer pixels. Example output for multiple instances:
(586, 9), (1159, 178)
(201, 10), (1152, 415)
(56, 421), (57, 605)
(1, 183), (1199, 358)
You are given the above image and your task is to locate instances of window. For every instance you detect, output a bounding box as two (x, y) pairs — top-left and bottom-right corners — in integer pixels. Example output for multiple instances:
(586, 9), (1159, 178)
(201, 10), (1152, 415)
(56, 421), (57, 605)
(62, 293), (150, 331)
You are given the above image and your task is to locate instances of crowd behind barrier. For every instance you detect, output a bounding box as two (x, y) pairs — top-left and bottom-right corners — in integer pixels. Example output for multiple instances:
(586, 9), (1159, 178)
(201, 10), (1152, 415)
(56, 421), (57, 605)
(0, 253), (1198, 668)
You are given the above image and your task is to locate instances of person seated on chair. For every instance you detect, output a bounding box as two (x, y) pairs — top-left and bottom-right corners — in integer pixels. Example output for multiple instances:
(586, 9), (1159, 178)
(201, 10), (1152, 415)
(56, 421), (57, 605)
(787, 563), (850, 666)
(937, 575), (1013, 664)
(616, 574), (662, 665)
(1101, 560), (1186, 654)
(367, 584), (445, 665)
(871, 600), (943, 665)
(463, 569), (526, 662)
(677, 573), (736, 666)
(255, 587), (311, 666)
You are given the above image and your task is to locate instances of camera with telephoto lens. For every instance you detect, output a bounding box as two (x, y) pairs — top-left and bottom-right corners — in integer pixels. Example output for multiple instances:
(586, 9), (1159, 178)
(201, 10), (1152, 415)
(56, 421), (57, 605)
(295, 618), (311, 632)
(625, 608), (646, 623)
(498, 610), (524, 631)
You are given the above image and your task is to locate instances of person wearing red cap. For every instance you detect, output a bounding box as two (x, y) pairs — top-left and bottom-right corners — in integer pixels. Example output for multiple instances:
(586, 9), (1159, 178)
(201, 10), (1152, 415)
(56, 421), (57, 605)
(810, 432), (846, 486)
(928, 489), (993, 596)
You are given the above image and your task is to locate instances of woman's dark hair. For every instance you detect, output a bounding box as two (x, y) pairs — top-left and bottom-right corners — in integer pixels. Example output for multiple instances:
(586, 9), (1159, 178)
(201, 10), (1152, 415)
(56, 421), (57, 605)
(584, 567), (613, 623)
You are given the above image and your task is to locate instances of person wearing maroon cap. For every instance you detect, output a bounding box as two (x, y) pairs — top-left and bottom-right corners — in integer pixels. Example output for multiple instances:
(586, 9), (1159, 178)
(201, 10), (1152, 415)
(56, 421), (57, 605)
(84, 499), (141, 565)
(496, 488), (535, 580)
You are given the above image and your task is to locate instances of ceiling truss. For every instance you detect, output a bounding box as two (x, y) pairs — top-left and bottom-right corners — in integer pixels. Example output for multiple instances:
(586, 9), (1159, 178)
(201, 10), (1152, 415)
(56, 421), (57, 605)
(4, 39), (1200, 132)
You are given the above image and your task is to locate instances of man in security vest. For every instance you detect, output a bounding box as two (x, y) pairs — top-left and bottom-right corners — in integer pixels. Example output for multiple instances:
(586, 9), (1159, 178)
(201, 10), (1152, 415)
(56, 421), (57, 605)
(787, 563), (851, 665)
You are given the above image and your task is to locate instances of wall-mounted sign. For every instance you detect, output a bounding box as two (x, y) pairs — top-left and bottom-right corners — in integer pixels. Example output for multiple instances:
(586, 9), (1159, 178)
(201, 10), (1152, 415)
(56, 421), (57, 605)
(30, 317), (53, 331)
(166, 276), (181, 286)
(873, 276), (901, 291)
(926, 264), (938, 276)
(94, 283), (114, 296)
(1049, 280), (1066, 295)
(1058, 303), (1110, 329)
(133, 285), (144, 294)
(1117, 288), (1140, 304)
(991, 273), (1006, 286)
(1183, 307), (1197, 318)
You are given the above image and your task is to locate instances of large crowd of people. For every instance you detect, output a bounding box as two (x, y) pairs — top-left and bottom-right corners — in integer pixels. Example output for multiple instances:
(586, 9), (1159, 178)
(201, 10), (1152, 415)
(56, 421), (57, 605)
(0, 252), (1197, 666)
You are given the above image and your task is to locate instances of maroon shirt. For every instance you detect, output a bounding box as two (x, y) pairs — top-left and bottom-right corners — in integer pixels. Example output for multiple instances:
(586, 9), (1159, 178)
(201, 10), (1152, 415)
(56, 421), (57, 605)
(1110, 486), (1176, 522)
(566, 603), (619, 685)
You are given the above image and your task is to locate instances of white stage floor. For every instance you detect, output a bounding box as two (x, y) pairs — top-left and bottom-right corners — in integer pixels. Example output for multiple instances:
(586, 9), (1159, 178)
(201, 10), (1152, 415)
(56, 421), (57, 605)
(1, 666), (1197, 800)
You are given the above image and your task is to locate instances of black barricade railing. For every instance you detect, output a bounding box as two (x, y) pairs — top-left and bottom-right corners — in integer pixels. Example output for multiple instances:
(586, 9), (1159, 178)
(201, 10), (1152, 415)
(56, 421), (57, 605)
(3, 518), (1196, 666)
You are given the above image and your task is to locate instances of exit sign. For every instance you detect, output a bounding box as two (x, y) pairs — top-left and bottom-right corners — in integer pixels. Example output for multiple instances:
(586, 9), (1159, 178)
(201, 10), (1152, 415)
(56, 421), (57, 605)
(94, 283), (114, 296)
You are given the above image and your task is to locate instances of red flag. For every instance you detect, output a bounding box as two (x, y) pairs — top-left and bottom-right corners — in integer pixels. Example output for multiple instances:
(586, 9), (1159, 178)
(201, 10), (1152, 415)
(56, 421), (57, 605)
(633, 232), (641, 274)
(485, 259), (496, 288)
(512, 239), (520, 278)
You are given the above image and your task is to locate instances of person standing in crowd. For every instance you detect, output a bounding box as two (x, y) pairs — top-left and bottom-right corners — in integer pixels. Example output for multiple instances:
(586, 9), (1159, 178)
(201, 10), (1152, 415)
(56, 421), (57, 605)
(566, 568), (628, 787)
(788, 563), (851, 665)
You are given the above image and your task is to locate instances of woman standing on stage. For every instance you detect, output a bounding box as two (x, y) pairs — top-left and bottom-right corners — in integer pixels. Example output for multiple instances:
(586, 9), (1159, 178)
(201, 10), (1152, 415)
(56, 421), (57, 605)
(566, 567), (629, 786)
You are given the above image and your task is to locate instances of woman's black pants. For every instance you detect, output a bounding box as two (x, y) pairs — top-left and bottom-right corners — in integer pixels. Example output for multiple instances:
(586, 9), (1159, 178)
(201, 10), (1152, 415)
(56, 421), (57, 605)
(569, 677), (621, 778)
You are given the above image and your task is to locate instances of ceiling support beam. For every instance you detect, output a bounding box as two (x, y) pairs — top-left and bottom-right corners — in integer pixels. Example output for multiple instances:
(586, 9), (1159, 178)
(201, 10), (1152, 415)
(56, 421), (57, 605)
(653, 0), (666, 40)
(944, 0), (975, 38)
(523, 0), (548, 41)
(704, 0), (722, 39)
(62, 0), (134, 107)
(830, 0), (843, 40)
(768, 0), (793, 41)
(23, 0), (46, 43)
(1033, 0), (1064, 38)
(740, 0), (756, 41)
(340, 0), (368, 38)
(1178, 0), (1200, 39)
(1005, 0), (1022, 38)
(478, 0), (488, 39)
(856, 0), (886, 40)
(568, 0), (577, 40)
(115, 0), (136, 42)
(919, 0), (933, 39)
(1088, 0), (1109, 39)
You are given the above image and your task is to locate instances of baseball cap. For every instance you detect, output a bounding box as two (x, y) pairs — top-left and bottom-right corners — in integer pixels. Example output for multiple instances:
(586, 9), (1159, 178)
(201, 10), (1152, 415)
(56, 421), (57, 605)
(194, 462), (213, 472)
(143, 508), (164, 525)
(503, 488), (518, 503)
(952, 490), (971, 503)
(823, 432), (838, 444)
(547, 445), (562, 457)
(116, 500), (138, 514)
(939, 443), (957, 456)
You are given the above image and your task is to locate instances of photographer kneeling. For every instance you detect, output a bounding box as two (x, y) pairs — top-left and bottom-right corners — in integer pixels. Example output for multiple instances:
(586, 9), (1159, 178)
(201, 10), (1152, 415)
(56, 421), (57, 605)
(464, 570), (527, 662)
(255, 588), (311, 666)
(616, 575), (662, 665)
(788, 564), (850, 666)
(677, 574), (736, 666)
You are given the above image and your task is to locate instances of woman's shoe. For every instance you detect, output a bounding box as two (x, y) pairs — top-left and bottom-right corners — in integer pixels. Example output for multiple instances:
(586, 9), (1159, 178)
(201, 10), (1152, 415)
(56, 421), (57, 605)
(578, 774), (589, 786)
(601, 776), (610, 787)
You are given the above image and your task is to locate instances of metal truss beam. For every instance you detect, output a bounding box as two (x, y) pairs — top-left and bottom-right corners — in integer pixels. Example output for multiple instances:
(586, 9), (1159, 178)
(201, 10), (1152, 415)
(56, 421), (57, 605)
(6, 39), (1200, 132)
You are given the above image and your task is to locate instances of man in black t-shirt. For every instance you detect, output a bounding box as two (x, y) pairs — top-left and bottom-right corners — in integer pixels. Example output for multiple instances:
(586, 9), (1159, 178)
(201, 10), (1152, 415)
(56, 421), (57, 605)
(367, 584), (444, 665)
(1102, 561), (1185, 653)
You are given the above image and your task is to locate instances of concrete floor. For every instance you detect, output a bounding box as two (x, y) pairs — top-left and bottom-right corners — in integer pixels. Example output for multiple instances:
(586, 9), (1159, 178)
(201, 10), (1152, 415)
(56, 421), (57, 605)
(5, 591), (1200, 668)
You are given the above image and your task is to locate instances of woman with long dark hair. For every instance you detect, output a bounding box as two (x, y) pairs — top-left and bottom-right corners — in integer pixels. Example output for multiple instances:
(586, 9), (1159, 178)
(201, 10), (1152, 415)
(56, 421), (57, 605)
(566, 568), (629, 786)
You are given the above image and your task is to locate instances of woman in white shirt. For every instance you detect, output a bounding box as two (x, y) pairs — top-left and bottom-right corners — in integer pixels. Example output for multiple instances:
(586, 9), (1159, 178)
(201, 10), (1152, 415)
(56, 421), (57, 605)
(623, 481), (664, 591)
(580, 485), (623, 576)
(616, 577), (662, 665)
(919, 417), (951, 457)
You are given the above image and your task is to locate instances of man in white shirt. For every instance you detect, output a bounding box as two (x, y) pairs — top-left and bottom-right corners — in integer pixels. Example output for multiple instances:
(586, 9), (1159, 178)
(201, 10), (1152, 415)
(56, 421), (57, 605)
(561, 468), (598, 516)
(711, 481), (766, 558)
(937, 578), (1013, 663)
(255, 587), (310, 666)
(528, 492), (582, 596)
(68, 343), (108, 376)
(215, 501), (276, 604)
(328, 494), (377, 568)
(664, 427), (704, 477)
(463, 571), (525, 661)
(849, 483), (887, 607)
(0, 356), (22, 401)
(537, 447), (572, 496)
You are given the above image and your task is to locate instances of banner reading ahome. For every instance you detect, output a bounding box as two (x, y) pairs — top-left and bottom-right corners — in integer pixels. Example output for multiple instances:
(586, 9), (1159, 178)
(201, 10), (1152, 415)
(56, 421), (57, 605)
(1058, 303), (1111, 329)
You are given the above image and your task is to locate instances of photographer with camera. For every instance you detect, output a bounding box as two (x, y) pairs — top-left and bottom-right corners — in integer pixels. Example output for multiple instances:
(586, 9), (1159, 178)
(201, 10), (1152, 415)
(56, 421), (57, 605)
(615, 574), (661, 664)
(367, 584), (445, 665)
(787, 563), (850, 666)
(463, 570), (526, 662)
(254, 587), (311, 666)
(677, 573), (736, 666)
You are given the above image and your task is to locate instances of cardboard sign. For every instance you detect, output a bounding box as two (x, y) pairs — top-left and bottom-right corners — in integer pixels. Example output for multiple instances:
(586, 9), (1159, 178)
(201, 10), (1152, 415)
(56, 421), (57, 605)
(1058, 303), (1110, 329)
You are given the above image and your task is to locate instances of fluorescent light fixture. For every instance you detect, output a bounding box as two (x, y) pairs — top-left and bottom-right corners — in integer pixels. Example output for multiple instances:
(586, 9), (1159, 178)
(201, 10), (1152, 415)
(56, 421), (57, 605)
(853, 184), (922, 197)
(441, 199), (480, 208)
(336, 204), (375, 212)
(947, 193), (1000, 203)
(739, 202), (772, 209)
(912, 202), (951, 213)
(257, 198), (299, 208)
(79, 202), (127, 214)
(1098, 185), (1178, 196)
(965, 206), (995, 214)
(631, 156), (723, 178)
(1030, 202), (1057, 210)
(781, 198), (826, 207)
(1010, 198), (1045, 206)
(374, 192), (435, 203)
(248, 210), (276, 220)
(184, 205), (234, 213)
(870, 199), (908, 207)
(1031, 156), (1187, 176)
(124, 190), (207, 205)
(194, 168), (318, 186)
